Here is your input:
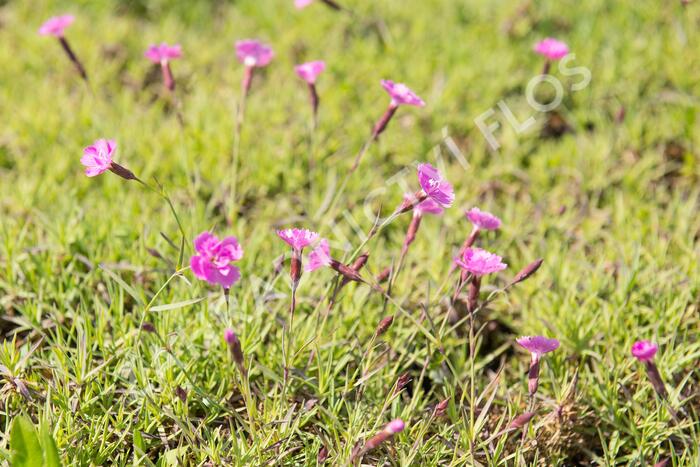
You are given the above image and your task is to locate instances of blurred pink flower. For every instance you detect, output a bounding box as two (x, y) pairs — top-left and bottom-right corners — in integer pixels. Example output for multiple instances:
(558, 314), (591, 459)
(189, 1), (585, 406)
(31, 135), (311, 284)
(466, 207), (501, 231)
(381, 80), (425, 107)
(385, 419), (405, 434)
(81, 139), (116, 177)
(516, 336), (560, 360)
(454, 247), (507, 276)
(417, 163), (454, 207)
(277, 228), (319, 251)
(534, 38), (569, 61)
(39, 15), (74, 37)
(413, 197), (444, 217)
(295, 0), (315, 9)
(144, 43), (182, 63)
(224, 328), (236, 345)
(306, 238), (331, 272)
(190, 232), (243, 289)
(295, 60), (326, 84)
(631, 340), (658, 362)
(235, 40), (274, 67)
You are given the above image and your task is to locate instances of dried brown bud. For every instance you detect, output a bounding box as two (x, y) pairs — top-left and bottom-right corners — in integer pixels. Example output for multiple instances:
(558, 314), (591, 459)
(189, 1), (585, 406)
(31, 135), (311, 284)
(508, 411), (535, 429)
(109, 162), (139, 181)
(224, 328), (245, 374)
(174, 386), (187, 402)
(645, 361), (668, 399)
(434, 398), (449, 417)
(142, 322), (156, 333)
(375, 315), (394, 337)
(510, 258), (544, 286)
(13, 378), (31, 401)
(377, 266), (392, 283)
(330, 259), (365, 284)
(351, 252), (370, 272)
(395, 373), (411, 393)
(317, 445), (329, 463)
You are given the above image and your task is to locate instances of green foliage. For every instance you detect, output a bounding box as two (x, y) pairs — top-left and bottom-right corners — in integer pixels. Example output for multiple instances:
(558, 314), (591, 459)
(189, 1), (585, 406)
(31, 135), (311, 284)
(11, 416), (62, 467)
(0, 0), (699, 465)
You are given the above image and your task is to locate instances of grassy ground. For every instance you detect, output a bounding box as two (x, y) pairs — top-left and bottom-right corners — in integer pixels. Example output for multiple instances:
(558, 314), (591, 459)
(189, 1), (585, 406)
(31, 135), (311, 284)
(1, 0), (699, 465)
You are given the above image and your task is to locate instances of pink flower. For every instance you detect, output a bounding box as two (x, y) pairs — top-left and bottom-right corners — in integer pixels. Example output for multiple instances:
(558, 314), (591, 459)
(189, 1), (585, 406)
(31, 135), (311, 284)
(534, 38), (569, 61)
(224, 328), (236, 345)
(277, 228), (319, 251)
(385, 419), (405, 434)
(295, 60), (326, 84)
(466, 207), (501, 231)
(631, 340), (658, 362)
(454, 247), (507, 276)
(295, 0), (315, 9)
(235, 40), (274, 68)
(39, 15), (74, 37)
(408, 195), (444, 217)
(144, 43), (182, 64)
(81, 139), (116, 177)
(516, 336), (560, 360)
(381, 80), (425, 107)
(417, 163), (454, 207)
(190, 232), (243, 289)
(306, 238), (331, 272)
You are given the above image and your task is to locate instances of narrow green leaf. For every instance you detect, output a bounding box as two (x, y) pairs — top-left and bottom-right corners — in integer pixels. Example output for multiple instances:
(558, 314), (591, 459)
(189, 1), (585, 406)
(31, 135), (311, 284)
(99, 264), (144, 305)
(150, 297), (204, 312)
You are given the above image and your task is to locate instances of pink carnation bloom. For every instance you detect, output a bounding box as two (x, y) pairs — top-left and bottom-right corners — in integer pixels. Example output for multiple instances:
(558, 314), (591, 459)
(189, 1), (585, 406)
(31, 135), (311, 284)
(381, 80), (425, 107)
(417, 163), (455, 207)
(516, 335), (560, 361)
(409, 196), (444, 217)
(81, 139), (116, 177)
(235, 40), (274, 68)
(454, 247), (507, 276)
(631, 340), (658, 362)
(39, 15), (74, 37)
(190, 232), (243, 289)
(306, 238), (331, 272)
(295, 0), (315, 9)
(277, 228), (319, 251)
(466, 207), (501, 231)
(534, 38), (569, 61)
(144, 43), (182, 63)
(295, 60), (326, 84)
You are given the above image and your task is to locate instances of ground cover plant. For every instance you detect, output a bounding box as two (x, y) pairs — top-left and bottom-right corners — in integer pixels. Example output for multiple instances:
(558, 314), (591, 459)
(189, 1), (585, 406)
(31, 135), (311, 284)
(1, 0), (699, 465)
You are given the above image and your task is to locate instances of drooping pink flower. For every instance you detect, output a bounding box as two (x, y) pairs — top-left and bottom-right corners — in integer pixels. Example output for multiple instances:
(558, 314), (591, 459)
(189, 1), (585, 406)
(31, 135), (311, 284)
(381, 80), (425, 108)
(516, 336), (560, 360)
(454, 247), (507, 276)
(277, 228), (319, 251)
(417, 163), (455, 207)
(534, 38), (569, 61)
(235, 40), (274, 68)
(81, 139), (116, 177)
(224, 328), (236, 345)
(466, 207), (501, 231)
(190, 232), (243, 289)
(144, 43), (182, 64)
(39, 15), (74, 37)
(631, 340), (658, 362)
(516, 335), (559, 397)
(295, 60), (326, 84)
(306, 238), (331, 272)
(295, 0), (314, 7)
(413, 197), (444, 217)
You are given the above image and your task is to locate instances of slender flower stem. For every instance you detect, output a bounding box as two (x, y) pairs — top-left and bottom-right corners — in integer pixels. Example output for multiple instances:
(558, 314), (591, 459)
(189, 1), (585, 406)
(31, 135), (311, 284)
(351, 104), (398, 172)
(58, 37), (88, 82)
(231, 67), (252, 222)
